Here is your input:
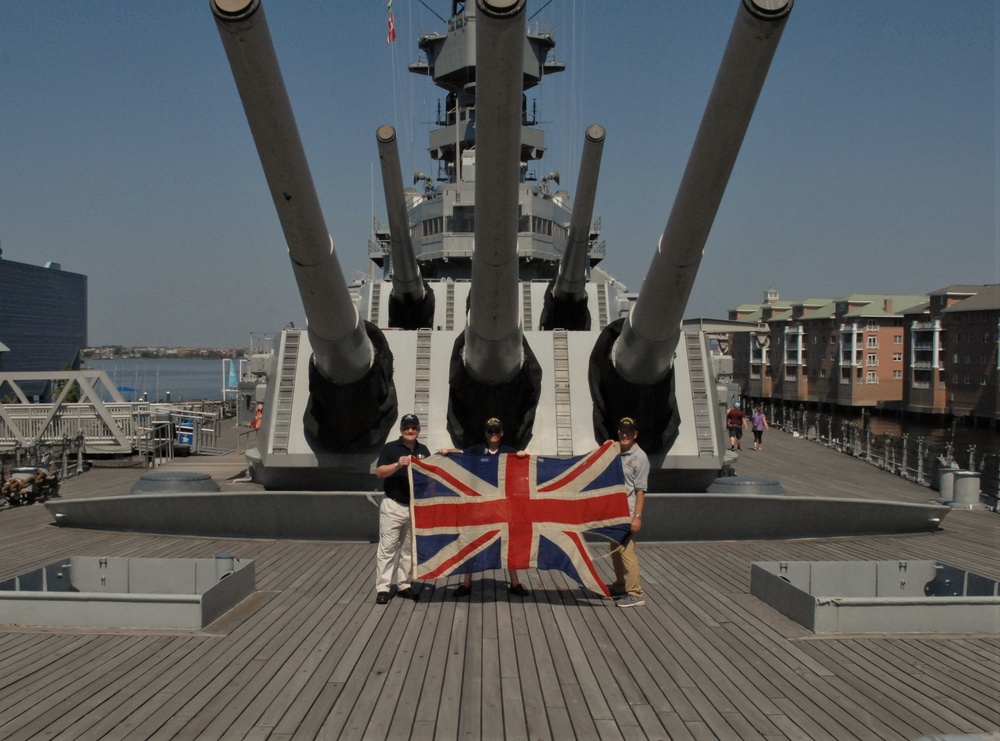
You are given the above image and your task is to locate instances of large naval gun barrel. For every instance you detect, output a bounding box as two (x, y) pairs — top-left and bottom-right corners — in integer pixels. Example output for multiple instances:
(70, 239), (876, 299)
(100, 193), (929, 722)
(615, 0), (793, 385)
(592, 0), (793, 448)
(447, 0), (542, 448)
(465, 0), (528, 384)
(212, 0), (395, 450)
(376, 125), (433, 329)
(543, 123), (606, 330)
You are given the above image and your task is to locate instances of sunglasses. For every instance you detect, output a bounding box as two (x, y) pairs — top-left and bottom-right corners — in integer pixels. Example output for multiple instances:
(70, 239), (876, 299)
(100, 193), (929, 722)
(402, 424), (420, 431)
(486, 427), (502, 435)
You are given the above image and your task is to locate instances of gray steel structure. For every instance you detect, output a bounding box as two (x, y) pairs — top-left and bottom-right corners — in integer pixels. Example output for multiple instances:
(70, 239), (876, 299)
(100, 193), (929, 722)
(0, 259), (87, 399)
(212, 0), (792, 494)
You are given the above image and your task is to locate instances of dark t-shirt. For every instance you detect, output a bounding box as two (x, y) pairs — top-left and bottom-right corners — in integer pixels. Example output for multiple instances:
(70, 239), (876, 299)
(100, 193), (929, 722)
(377, 437), (431, 505)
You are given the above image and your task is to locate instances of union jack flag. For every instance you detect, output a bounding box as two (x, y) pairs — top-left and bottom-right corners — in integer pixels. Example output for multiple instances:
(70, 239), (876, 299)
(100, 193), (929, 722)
(409, 441), (632, 597)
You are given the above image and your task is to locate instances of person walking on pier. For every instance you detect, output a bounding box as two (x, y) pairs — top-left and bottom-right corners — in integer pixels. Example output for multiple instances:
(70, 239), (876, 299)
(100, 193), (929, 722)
(609, 417), (648, 608)
(726, 402), (748, 451)
(751, 405), (769, 452)
(440, 417), (530, 598)
(374, 413), (430, 604)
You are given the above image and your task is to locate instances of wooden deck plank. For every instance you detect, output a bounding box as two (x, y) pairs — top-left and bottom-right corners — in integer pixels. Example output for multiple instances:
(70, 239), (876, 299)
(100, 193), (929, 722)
(385, 587), (448, 740)
(423, 587), (467, 739)
(857, 637), (1000, 722)
(456, 587), (486, 739)
(37, 637), (193, 740)
(197, 548), (374, 739)
(1, 423), (998, 739)
(134, 545), (362, 739)
(55, 638), (205, 741)
(306, 603), (404, 739)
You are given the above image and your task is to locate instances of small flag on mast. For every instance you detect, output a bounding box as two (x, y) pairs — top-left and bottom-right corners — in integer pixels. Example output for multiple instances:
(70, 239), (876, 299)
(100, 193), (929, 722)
(386, 0), (397, 44)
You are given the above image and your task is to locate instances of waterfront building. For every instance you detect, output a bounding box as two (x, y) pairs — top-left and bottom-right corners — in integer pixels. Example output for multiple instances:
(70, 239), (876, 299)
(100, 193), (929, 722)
(729, 289), (927, 410)
(903, 284), (999, 422)
(0, 257), (87, 399)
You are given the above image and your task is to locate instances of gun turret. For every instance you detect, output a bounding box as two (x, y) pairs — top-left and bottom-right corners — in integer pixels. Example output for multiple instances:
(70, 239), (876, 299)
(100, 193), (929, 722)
(376, 125), (434, 329)
(541, 123), (606, 330)
(212, 0), (396, 451)
(592, 0), (793, 449)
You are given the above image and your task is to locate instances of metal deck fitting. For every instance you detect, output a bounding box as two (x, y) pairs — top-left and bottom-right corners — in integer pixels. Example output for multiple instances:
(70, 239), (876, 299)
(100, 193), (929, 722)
(751, 560), (1000, 634)
(0, 556), (255, 630)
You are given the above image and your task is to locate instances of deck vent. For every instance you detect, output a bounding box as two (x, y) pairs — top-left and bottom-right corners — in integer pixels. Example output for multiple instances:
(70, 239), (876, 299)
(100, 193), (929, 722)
(0, 556), (255, 630)
(751, 560), (999, 634)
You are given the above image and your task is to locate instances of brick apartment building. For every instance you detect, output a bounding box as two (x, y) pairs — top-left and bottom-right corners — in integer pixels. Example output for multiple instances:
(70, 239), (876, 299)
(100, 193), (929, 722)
(902, 284), (999, 421)
(728, 289), (927, 410)
(729, 286), (1000, 423)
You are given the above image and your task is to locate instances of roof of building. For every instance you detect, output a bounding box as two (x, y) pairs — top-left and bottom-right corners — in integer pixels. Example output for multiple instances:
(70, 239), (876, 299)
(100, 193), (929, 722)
(839, 294), (927, 318)
(926, 283), (986, 297)
(940, 284), (1000, 312)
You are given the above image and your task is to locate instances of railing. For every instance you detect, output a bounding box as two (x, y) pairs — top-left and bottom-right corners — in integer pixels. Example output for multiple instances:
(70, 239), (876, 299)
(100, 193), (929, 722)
(747, 400), (1000, 503)
(0, 433), (88, 482)
(135, 421), (175, 469)
(0, 400), (229, 456)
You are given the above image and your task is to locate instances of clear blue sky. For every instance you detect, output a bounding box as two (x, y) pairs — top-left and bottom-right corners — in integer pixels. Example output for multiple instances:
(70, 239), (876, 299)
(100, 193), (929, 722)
(2, 1), (997, 347)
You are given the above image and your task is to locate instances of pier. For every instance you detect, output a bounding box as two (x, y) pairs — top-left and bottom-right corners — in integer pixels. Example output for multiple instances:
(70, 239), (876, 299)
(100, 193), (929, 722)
(0, 424), (997, 739)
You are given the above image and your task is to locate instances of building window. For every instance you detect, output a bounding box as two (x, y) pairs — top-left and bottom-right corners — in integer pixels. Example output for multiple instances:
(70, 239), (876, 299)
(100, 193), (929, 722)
(953, 374), (959, 383)
(892, 353), (902, 362)
(866, 371), (878, 384)
(867, 336), (878, 348)
(964, 375), (971, 385)
(893, 335), (903, 344)
(867, 353), (878, 366)
(893, 370), (902, 379)
(982, 375), (989, 385)
(830, 336), (837, 345)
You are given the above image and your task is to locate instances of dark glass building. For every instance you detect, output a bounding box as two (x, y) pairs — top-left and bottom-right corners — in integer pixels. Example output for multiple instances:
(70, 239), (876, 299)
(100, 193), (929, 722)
(0, 258), (88, 399)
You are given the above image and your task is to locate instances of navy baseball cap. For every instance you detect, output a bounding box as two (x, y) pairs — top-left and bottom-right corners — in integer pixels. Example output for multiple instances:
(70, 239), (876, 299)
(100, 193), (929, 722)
(400, 413), (420, 428)
(617, 417), (637, 432)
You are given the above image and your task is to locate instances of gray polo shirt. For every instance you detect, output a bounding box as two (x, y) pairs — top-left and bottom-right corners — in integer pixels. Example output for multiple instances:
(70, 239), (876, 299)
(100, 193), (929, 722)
(620, 444), (649, 518)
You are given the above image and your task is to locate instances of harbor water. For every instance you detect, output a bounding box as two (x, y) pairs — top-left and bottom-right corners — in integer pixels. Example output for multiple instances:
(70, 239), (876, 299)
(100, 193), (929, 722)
(86, 358), (229, 402)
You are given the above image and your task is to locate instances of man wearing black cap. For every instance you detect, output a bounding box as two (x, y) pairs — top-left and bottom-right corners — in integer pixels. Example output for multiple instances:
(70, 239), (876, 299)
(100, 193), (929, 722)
(439, 417), (529, 598)
(610, 416), (648, 608)
(373, 413), (430, 604)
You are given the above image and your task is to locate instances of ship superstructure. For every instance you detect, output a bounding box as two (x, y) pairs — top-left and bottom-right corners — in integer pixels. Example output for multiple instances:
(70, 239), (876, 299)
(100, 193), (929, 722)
(209, 0), (792, 493)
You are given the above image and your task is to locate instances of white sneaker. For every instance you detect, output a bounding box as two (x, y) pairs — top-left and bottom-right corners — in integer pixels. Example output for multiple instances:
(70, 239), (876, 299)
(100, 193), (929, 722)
(616, 594), (645, 608)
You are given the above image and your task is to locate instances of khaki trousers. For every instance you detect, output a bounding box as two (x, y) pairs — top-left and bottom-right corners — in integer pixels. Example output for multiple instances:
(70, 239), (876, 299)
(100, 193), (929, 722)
(375, 496), (413, 593)
(610, 539), (644, 597)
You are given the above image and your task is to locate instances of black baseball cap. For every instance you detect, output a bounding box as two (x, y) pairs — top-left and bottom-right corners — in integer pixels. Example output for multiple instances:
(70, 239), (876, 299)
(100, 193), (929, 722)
(617, 416), (638, 432)
(485, 417), (503, 432)
(400, 413), (420, 428)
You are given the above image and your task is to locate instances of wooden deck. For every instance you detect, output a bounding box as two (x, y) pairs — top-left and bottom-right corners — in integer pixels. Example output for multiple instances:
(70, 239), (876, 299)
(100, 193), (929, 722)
(1, 426), (998, 740)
